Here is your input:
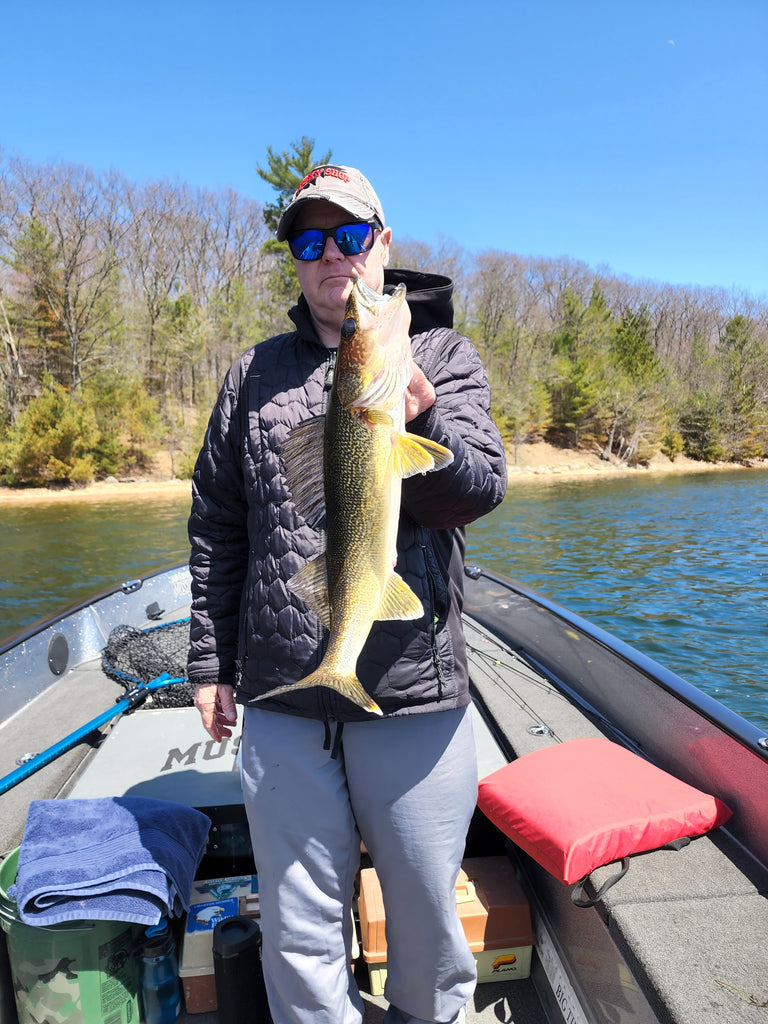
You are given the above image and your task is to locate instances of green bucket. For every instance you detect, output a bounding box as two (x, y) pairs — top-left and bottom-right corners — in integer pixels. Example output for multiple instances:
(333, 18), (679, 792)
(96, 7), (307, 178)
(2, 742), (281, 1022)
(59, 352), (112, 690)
(0, 848), (140, 1024)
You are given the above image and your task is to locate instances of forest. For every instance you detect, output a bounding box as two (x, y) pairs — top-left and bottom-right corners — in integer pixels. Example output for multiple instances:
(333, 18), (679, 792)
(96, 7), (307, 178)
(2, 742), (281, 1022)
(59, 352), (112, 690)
(1, 143), (766, 486)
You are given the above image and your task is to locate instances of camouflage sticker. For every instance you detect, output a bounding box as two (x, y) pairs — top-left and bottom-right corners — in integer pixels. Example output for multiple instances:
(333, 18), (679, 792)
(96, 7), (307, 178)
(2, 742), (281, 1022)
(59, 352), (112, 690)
(12, 953), (83, 1024)
(7, 922), (139, 1024)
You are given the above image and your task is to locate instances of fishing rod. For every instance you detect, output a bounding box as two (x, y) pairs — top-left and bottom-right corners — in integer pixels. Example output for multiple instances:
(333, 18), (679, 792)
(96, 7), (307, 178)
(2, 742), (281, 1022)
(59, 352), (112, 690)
(0, 673), (185, 797)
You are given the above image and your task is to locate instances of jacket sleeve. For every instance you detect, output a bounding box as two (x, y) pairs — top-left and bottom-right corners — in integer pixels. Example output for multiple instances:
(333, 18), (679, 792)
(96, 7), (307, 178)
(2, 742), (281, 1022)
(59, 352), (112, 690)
(401, 328), (507, 529)
(187, 361), (251, 688)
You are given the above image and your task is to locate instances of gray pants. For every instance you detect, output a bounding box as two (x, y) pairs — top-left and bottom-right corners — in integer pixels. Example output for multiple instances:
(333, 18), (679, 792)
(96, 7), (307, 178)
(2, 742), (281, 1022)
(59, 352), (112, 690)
(240, 706), (478, 1024)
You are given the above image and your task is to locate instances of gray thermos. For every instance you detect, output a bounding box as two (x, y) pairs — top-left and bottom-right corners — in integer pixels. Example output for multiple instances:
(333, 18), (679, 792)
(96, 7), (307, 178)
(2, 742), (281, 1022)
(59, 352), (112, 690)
(212, 915), (271, 1023)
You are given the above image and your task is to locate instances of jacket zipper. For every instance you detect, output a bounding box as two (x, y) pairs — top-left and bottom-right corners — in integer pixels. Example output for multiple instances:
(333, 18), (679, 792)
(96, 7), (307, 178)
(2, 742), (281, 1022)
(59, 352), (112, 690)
(420, 536), (446, 699)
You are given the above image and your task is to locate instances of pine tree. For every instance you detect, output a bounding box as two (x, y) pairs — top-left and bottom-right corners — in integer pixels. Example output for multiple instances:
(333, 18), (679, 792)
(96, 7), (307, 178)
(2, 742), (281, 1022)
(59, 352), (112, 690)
(255, 138), (332, 323)
(256, 136), (332, 234)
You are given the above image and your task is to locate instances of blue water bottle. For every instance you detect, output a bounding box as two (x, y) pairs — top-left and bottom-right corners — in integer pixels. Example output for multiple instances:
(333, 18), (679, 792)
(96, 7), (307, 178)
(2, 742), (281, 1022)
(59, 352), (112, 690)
(140, 920), (182, 1024)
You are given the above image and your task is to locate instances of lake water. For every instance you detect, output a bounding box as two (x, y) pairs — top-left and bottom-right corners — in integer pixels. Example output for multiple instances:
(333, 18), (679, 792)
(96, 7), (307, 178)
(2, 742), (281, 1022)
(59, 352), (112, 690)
(2, 468), (767, 731)
(467, 468), (768, 731)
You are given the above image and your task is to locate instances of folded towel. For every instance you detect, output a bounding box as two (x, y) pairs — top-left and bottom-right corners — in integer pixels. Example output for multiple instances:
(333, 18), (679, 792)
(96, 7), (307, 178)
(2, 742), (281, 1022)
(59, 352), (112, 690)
(9, 796), (211, 927)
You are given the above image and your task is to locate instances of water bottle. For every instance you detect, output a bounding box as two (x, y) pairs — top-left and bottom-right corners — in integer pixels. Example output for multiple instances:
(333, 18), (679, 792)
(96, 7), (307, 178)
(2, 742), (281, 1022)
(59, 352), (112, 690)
(140, 920), (182, 1024)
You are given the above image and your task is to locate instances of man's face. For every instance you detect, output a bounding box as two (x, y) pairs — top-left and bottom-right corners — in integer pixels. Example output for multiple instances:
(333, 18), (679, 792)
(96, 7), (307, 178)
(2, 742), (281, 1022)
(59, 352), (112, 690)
(290, 202), (392, 333)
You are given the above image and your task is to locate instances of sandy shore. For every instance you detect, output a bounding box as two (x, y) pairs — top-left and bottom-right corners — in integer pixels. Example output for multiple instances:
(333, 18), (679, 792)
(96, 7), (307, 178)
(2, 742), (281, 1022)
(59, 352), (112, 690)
(506, 441), (768, 483)
(0, 476), (193, 506)
(0, 444), (765, 506)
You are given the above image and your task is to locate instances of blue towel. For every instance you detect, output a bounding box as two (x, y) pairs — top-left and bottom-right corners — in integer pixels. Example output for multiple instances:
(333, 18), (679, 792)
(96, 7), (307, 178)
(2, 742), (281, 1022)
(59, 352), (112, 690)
(9, 796), (211, 927)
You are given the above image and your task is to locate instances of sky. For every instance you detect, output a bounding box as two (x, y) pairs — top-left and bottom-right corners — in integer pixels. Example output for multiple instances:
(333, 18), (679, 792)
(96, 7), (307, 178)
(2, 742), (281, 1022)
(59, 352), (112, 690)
(2, 0), (766, 298)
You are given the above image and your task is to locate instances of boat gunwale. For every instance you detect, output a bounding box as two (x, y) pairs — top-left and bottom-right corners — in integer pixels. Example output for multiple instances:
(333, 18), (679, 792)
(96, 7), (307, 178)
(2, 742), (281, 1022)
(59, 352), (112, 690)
(3, 560), (766, 764)
(0, 562), (185, 656)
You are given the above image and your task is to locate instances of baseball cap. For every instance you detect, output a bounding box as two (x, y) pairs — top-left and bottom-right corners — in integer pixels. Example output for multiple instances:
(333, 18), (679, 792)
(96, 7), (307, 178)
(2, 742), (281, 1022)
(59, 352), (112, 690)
(276, 165), (386, 241)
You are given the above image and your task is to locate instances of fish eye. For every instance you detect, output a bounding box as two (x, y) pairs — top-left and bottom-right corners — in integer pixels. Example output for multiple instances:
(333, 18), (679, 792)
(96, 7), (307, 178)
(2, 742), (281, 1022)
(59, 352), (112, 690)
(340, 317), (356, 341)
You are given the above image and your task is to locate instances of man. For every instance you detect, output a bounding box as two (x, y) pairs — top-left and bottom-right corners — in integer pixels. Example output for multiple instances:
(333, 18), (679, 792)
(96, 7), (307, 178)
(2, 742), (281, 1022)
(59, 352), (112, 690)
(189, 165), (507, 1024)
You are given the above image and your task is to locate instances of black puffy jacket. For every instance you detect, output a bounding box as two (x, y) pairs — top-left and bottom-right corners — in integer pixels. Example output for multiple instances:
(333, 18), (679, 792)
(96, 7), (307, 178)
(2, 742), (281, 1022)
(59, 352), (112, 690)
(187, 269), (507, 722)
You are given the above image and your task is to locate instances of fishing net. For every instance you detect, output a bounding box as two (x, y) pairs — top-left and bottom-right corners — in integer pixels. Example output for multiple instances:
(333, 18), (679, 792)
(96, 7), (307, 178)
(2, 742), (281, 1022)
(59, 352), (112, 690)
(102, 619), (196, 708)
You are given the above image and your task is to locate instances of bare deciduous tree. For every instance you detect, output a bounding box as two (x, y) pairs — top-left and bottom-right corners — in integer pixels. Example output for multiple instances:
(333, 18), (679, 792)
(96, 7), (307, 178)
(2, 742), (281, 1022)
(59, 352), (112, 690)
(6, 157), (127, 389)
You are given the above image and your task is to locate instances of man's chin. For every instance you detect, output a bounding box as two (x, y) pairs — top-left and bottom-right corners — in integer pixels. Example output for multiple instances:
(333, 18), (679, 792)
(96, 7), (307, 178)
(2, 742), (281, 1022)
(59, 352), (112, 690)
(322, 277), (355, 305)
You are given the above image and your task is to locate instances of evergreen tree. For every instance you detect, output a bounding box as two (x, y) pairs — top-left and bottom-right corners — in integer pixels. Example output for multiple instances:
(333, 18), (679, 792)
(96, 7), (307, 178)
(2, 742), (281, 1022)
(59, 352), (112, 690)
(549, 287), (613, 445)
(256, 136), (332, 233)
(255, 138), (332, 322)
(717, 315), (768, 460)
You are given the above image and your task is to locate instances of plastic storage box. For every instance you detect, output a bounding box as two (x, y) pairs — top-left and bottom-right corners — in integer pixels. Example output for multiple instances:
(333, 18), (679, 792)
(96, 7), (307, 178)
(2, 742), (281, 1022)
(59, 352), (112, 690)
(358, 856), (535, 996)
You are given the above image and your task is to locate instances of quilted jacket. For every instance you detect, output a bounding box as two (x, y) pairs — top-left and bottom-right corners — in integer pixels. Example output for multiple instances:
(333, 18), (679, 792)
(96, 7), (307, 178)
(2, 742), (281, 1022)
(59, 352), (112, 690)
(187, 269), (507, 722)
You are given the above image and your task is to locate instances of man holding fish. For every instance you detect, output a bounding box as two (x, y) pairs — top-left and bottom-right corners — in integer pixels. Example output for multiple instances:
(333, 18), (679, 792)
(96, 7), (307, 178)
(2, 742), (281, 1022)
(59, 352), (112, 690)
(189, 165), (507, 1024)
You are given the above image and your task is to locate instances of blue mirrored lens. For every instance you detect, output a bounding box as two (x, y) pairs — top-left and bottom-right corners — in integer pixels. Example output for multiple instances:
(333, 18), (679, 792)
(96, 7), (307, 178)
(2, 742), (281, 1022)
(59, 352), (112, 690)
(335, 223), (373, 254)
(288, 222), (376, 260)
(288, 230), (326, 261)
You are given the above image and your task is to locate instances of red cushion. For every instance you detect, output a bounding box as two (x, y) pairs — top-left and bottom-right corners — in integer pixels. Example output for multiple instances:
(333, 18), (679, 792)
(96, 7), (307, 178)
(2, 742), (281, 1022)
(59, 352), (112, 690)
(476, 737), (732, 884)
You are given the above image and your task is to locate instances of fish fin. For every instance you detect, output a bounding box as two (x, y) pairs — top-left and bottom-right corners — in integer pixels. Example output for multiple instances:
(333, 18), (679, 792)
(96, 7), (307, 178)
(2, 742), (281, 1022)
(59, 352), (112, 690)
(376, 571), (424, 621)
(254, 672), (383, 716)
(349, 355), (412, 412)
(280, 416), (326, 528)
(287, 555), (331, 630)
(360, 409), (395, 428)
(391, 433), (455, 479)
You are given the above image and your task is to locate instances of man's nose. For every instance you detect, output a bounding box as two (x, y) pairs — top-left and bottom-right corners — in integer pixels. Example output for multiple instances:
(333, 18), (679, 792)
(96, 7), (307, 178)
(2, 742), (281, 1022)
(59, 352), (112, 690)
(321, 233), (345, 261)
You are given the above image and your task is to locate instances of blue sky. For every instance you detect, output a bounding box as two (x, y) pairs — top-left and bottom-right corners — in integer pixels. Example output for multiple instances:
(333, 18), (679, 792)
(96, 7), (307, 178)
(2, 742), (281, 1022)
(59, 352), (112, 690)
(2, 0), (766, 297)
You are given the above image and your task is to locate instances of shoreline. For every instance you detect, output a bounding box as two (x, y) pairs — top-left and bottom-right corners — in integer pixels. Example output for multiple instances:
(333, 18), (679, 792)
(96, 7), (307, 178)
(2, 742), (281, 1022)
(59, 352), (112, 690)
(0, 444), (766, 506)
(505, 442), (768, 483)
(0, 476), (193, 506)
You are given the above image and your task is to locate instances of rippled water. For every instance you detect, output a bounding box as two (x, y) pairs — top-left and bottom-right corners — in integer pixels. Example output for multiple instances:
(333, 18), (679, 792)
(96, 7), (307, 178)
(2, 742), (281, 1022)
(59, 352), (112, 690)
(466, 469), (768, 730)
(2, 469), (767, 730)
(0, 496), (191, 639)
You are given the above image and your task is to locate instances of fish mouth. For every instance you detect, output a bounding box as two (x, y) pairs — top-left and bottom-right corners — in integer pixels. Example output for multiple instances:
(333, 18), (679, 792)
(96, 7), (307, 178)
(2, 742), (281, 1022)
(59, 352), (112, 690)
(346, 279), (407, 325)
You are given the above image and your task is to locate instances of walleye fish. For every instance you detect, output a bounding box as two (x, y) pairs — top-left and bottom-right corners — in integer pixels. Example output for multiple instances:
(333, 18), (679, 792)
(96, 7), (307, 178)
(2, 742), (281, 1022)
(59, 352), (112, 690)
(258, 278), (454, 715)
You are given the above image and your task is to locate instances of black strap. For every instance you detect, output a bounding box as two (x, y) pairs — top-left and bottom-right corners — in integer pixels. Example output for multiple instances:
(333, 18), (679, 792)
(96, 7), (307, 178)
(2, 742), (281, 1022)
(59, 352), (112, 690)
(330, 722), (344, 760)
(664, 836), (691, 852)
(321, 721), (344, 760)
(570, 836), (694, 908)
(572, 858), (630, 908)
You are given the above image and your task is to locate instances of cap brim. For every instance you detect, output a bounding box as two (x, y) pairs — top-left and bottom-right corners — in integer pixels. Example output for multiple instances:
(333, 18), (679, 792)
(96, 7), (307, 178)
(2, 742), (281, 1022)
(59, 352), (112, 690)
(276, 195), (380, 241)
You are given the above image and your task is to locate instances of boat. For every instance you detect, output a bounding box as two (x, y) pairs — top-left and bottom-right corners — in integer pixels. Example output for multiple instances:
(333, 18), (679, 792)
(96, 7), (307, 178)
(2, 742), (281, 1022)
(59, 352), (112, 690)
(0, 561), (766, 1024)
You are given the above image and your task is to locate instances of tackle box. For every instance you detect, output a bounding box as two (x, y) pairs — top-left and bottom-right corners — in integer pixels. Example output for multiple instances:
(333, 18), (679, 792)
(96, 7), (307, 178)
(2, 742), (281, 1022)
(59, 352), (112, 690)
(357, 856), (535, 995)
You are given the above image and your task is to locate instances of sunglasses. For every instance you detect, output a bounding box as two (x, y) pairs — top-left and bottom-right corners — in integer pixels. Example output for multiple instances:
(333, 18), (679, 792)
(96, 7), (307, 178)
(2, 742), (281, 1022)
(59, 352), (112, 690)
(287, 221), (381, 261)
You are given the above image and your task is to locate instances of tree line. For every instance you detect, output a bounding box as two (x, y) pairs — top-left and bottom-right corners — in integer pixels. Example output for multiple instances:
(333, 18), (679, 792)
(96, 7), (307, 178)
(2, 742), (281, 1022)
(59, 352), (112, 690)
(0, 144), (766, 486)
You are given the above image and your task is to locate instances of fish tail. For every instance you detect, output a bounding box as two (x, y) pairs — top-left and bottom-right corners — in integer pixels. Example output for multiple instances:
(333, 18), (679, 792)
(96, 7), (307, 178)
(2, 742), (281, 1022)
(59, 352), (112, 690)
(254, 672), (383, 717)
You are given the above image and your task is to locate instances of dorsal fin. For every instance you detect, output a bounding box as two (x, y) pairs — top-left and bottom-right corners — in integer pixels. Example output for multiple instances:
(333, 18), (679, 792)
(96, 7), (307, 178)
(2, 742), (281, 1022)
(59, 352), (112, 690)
(287, 554), (331, 630)
(280, 416), (326, 528)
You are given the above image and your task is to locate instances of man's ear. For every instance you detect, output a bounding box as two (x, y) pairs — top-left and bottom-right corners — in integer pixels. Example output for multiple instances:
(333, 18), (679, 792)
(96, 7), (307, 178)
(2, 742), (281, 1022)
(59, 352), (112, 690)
(379, 226), (393, 267)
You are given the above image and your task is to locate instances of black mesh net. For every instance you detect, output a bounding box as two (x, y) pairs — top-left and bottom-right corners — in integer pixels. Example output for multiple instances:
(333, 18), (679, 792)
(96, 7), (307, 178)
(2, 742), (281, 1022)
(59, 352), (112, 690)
(102, 619), (196, 708)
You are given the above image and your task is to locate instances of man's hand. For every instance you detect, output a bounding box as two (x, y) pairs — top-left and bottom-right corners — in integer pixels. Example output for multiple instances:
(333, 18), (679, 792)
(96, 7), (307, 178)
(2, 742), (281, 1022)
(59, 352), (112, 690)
(404, 363), (436, 423)
(194, 683), (238, 742)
